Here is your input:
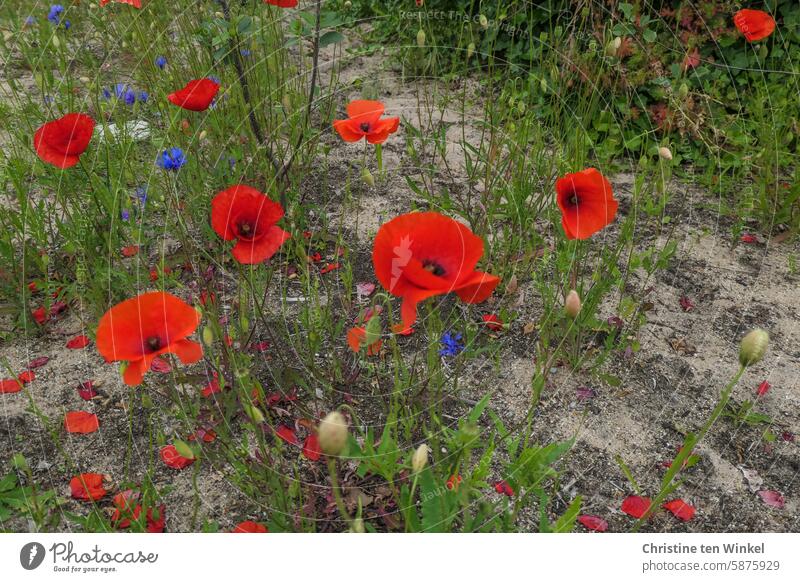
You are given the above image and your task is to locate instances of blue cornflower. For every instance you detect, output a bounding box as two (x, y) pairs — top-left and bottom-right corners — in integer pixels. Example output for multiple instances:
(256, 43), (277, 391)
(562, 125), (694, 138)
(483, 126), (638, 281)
(63, 19), (70, 30)
(135, 186), (148, 206)
(101, 87), (112, 100)
(240, 49), (251, 57)
(157, 148), (187, 171)
(25, 16), (36, 26)
(137, 91), (149, 103)
(121, 209), (130, 221)
(439, 332), (464, 357)
(207, 75), (221, 85)
(155, 56), (167, 70)
(47, 5), (64, 26)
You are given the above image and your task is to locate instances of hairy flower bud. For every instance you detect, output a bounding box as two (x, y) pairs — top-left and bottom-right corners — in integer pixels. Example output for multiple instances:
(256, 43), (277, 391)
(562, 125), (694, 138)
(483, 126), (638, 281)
(466, 42), (475, 59)
(565, 289), (581, 318)
(658, 146), (673, 161)
(318, 411), (348, 456)
(416, 29), (426, 48)
(739, 328), (769, 367)
(412, 443), (429, 472)
(479, 14), (488, 29)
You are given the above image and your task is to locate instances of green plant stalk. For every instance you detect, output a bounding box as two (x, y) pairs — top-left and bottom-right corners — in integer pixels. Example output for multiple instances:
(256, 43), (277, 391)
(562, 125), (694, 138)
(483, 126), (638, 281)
(326, 458), (352, 527)
(633, 364), (746, 531)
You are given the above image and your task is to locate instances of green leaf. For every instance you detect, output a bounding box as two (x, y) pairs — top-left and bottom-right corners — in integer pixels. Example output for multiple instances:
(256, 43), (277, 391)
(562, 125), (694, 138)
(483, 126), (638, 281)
(552, 495), (582, 532)
(419, 468), (444, 532)
(319, 31), (345, 48)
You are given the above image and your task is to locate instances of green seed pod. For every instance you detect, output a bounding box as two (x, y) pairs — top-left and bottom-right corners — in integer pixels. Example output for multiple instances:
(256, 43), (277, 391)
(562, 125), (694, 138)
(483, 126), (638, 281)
(202, 326), (215, 347)
(416, 29), (426, 48)
(479, 14), (488, 29)
(678, 83), (689, 98)
(244, 403), (265, 424)
(174, 439), (195, 460)
(361, 167), (375, 187)
(466, 42), (475, 59)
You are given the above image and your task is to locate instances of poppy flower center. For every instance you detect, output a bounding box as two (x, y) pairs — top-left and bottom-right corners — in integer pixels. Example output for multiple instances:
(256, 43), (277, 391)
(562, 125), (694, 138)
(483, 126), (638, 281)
(422, 260), (446, 277)
(237, 220), (256, 239)
(359, 122), (371, 133)
(568, 194), (580, 206)
(146, 336), (161, 352)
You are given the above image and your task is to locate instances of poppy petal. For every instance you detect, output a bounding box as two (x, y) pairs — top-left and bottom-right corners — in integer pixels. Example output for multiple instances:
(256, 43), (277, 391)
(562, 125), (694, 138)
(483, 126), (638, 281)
(333, 119), (364, 142)
(454, 271), (501, 304)
(64, 411), (100, 434)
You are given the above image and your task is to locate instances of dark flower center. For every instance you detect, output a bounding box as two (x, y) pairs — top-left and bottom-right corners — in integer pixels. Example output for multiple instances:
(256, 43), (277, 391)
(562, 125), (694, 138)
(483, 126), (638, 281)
(237, 220), (256, 239)
(359, 122), (371, 133)
(146, 336), (161, 352)
(568, 194), (579, 206)
(422, 260), (446, 277)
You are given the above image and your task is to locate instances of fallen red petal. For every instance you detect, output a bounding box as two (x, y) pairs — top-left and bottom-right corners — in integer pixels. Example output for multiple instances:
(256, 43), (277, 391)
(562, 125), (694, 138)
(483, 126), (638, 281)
(66, 335), (91, 349)
(577, 514), (608, 532)
(663, 499), (696, 521)
(758, 490), (785, 509)
(64, 411), (100, 434)
(621, 495), (652, 519)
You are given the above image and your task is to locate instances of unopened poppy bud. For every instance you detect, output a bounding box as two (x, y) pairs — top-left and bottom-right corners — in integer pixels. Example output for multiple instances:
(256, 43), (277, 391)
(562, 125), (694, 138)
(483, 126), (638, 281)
(361, 167), (374, 187)
(412, 443), (429, 472)
(605, 37), (621, 56)
(416, 29), (426, 47)
(678, 83), (689, 98)
(466, 42), (475, 59)
(344, 0), (352, 9)
(199, 130), (208, 141)
(739, 328), (769, 367)
(202, 326), (215, 347)
(243, 403), (265, 424)
(52, 35), (60, 48)
(658, 146), (673, 161)
(174, 439), (195, 460)
(479, 14), (488, 29)
(565, 290), (581, 318)
(350, 517), (365, 533)
(318, 411), (348, 456)
(79, 76), (91, 84)
(215, 11), (224, 19)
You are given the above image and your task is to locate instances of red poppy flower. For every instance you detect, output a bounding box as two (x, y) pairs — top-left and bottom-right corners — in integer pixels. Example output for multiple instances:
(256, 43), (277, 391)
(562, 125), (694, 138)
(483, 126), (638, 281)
(577, 514), (608, 532)
(95, 291), (203, 386)
(372, 212), (500, 333)
(0, 378), (22, 394)
(734, 9), (776, 42)
(663, 499), (696, 522)
(160, 445), (195, 470)
(482, 314), (503, 331)
(621, 495), (652, 519)
(346, 326), (383, 355)
(211, 185), (290, 265)
(65, 411), (100, 434)
(333, 100), (400, 144)
(201, 373), (222, 397)
(100, 0), (143, 7)
(302, 434), (321, 461)
(34, 113), (95, 169)
(167, 78), (220, 112)
(69, 473), (108, 501)
(264, 0), (298, 7)
(32, 306), (47, 325)
(111, 490), (141, 528)
(121, 245), (139, 258)
(446, 474), (463, 491)
(232, 520), (268, 533)
(556, 168), (618, 240)
(66, 335), (90, 349)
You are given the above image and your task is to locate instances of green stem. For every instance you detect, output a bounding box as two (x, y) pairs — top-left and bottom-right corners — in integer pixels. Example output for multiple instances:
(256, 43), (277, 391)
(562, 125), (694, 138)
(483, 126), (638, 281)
(326, 458), (352, 527)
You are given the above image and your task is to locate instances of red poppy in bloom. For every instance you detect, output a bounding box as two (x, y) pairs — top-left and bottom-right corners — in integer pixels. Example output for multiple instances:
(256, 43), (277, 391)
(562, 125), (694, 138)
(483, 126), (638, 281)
(264, 0), (298, 7)
(34, 113), (95, 170)
(577, 514), (608, 532)
(347, 308), (383, 355)
(333, 100), (400, 144)
(663, 499), (696, 522)
(303, 434), (321, 461)
(621, 495), (652, 519)
(66, 335), (90, 349)
(168, 78), (221, 112)
(556, 168), (618, 240)
(100, 0), (143, 7)
(0, 378), (22, 394)
(232, 520), (268, 533)
(69, 473), (108, 501)
(160, 445), (195, 469)
(65, 411), (100, 434)
(446, 474), (463, 491)
(373, 212), (500, 333)
(32, 306), (47, 325)
(211, 185), (291, 265)
(734, 9), (776, 42)
(96, 291), (203, 386)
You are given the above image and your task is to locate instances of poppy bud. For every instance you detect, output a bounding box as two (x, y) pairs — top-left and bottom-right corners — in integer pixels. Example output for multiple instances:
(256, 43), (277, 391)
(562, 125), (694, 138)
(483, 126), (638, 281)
(344, 0), (352, 9)
(173, 439), (195, 460)
(52, 35), (60, 48)
(605, 37), (621, 56)
(350, 518), (365, 533)
(243, 403), (265, 424)
(79, 76), (90, 84)
(466, 42), (475, 59)
(739, 328), (769, 367)
(565, 289), (581, 318)
(479, 14), (488, 29)
(361, 167), (374, 187)
(364, 314), (382, 346)
(658, 146), (673, 161)
(540, 78), (548, 93)
(202, 326), (215, 347)
(199, 130), (208, 141)
(318, 411), (348, 456)
(215, 11), (224, 19)
(416, 29), (426, 47)
(678, 83), (689, 98)
(412, 443), (429, 472)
